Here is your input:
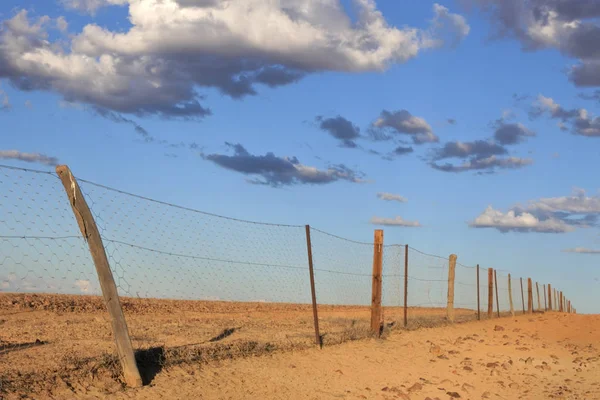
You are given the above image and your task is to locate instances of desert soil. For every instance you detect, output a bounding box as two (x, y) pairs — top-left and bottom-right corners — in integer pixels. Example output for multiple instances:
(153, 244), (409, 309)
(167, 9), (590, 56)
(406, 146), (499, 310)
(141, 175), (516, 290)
(1, 294), (597, 399)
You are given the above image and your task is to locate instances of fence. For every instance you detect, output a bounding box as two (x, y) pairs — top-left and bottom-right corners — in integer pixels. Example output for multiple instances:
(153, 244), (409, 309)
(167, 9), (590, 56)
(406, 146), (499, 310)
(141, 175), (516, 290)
(0, 164), (577, 393)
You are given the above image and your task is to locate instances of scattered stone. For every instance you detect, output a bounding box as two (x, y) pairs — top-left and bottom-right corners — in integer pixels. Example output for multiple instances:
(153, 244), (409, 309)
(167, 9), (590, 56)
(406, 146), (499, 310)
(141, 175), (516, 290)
(438, 355), (449, 360)
(407, 383), (422, 393)
(494, 325), (505, 331)
(486, 362), (499, 368)
(446, 391), (461, 398)
(463, 366), (473, 372)
(461, 383), (475, 393)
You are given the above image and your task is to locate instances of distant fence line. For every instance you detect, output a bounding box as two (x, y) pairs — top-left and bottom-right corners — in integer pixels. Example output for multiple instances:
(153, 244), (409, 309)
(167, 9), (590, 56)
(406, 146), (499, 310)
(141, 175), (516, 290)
(0, 164), (576, 387)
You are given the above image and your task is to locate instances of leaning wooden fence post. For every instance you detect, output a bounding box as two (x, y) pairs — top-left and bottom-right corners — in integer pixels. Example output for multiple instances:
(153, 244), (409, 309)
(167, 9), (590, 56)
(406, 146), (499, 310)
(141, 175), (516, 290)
(494, 270), (500, 318)
(476, 265), (481, 321)
(520, 278), (525, 314)
(55, 165), (142, 388)
(487, 268), (494, 318)
(446, 254), (457, 322)
(548, 284), (552, 311)
(305, 225), (321, 347)
(403, 244), (408, 328)
(543, 284), (547, 311)
(371, 230), (384, 336)
(508, 274), (515, 317)
(536, 282), (541, 311)
(527, 278), (533, 313)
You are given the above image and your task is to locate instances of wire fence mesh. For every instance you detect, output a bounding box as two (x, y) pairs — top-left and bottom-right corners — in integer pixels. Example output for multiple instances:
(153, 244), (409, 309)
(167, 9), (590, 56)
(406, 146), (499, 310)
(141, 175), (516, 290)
(0, 164), (576, 397)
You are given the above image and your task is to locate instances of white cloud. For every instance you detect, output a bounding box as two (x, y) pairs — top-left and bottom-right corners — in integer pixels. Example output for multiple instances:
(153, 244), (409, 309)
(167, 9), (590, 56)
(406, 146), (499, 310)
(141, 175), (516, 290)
(528, 189), (600, 214)
(56, 16), (69, 32)
(74, 279), (91, 293)
(470, 206), (574, 233)
(0, 3), (469, 118)
(562, 247), (600, 254)
(377, 192), (407, 203)
(370, 216), (421, 227)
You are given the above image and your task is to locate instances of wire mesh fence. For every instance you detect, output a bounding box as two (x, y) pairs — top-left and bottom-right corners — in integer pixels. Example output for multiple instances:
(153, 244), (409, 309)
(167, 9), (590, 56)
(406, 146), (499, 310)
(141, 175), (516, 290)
(0, 164), (577, 397)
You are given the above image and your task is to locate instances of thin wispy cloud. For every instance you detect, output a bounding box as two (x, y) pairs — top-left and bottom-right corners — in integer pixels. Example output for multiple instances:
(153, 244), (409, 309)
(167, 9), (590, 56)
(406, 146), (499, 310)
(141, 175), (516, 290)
(377, 192), (408, 203)
(370, 216), (421, 227)
(0, 150), (59, 166)
(562, 248), (600, 254)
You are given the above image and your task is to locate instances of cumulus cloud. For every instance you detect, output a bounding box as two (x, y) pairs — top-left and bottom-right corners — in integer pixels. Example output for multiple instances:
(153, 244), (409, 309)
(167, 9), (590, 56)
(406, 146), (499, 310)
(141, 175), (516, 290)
(377, 192), (407, 203)
(202, 142), (365, 187)
(0, 150), (59, 166)
(429, 111), (535, 173)
(370, 216), (421, 227)
(470, 188), (600, 233)
(392, 146), (414, 156)
(0, 3), (468, 119)
(494, 122), (535, 145)
(531, 95), (600, 137)
(470, 0), (600, 89)
(315, 116), (361, 148)
(371, 109), (439, 144)
(562, 247), (600, 254)
(470, 206), (574, 233)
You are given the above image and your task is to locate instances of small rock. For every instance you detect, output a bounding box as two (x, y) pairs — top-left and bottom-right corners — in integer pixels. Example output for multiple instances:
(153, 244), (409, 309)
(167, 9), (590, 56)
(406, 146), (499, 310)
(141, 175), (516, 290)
(407, 383), (422, 393)
(462, 383), (475, 393)
(447, 392), (461, 398)
(463, 366), (473, 372)
(438, 355), (449, 360)
(494, 325), (505, 331)
(482, 391), (491, 399)
(486, 362), (499, 368)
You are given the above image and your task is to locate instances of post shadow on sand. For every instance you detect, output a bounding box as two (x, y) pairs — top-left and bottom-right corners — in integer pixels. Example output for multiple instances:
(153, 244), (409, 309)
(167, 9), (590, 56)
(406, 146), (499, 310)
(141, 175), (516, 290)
(135, 347), (165, 386)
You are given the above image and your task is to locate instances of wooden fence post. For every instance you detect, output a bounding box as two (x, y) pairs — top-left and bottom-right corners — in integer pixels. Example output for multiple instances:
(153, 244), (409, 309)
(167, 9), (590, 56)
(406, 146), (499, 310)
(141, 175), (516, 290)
(404, 245), (408, 328)
(520, 278), (525, 314)
(371, 230), (384, 336)
(559, 291), (563, 312)
(548, 284), (552, 311)
(488, 268), (494, 318)
(305, 225), (321, 347)
(494, 270), (500, 318)
(508, 274), (515, 317)
(527, 278), (533, 313)
(543, 284), (547, 311)
(536, 282), (541, 311)
(476, 265), (481, 321)
(447, 254), (457, 322)
(55, 165), (142, 388)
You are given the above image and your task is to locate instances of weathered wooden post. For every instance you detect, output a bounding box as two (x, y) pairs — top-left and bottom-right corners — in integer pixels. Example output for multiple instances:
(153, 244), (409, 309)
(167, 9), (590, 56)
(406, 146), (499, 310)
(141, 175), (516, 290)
(305, 225), (321, 347)
(508, 274), (515, 317)
(488, 268), (494, 318)
(371, 230), (384, 335)
(56, 165), (142, 388)
(447, 254), (457, 322)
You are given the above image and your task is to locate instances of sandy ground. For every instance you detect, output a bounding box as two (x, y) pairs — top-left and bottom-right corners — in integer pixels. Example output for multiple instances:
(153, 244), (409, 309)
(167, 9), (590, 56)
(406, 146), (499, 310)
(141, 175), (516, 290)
(1, 294), (596, 399)
(120, 313), (599, 400)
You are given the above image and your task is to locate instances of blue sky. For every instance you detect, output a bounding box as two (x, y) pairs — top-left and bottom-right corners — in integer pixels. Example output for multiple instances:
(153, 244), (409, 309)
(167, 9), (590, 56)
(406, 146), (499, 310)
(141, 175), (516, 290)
(0, 0), (599, 313)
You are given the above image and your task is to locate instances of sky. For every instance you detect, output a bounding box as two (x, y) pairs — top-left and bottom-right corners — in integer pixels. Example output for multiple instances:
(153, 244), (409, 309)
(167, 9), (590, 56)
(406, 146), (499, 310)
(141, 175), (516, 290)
(0, 0), (599, 313)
